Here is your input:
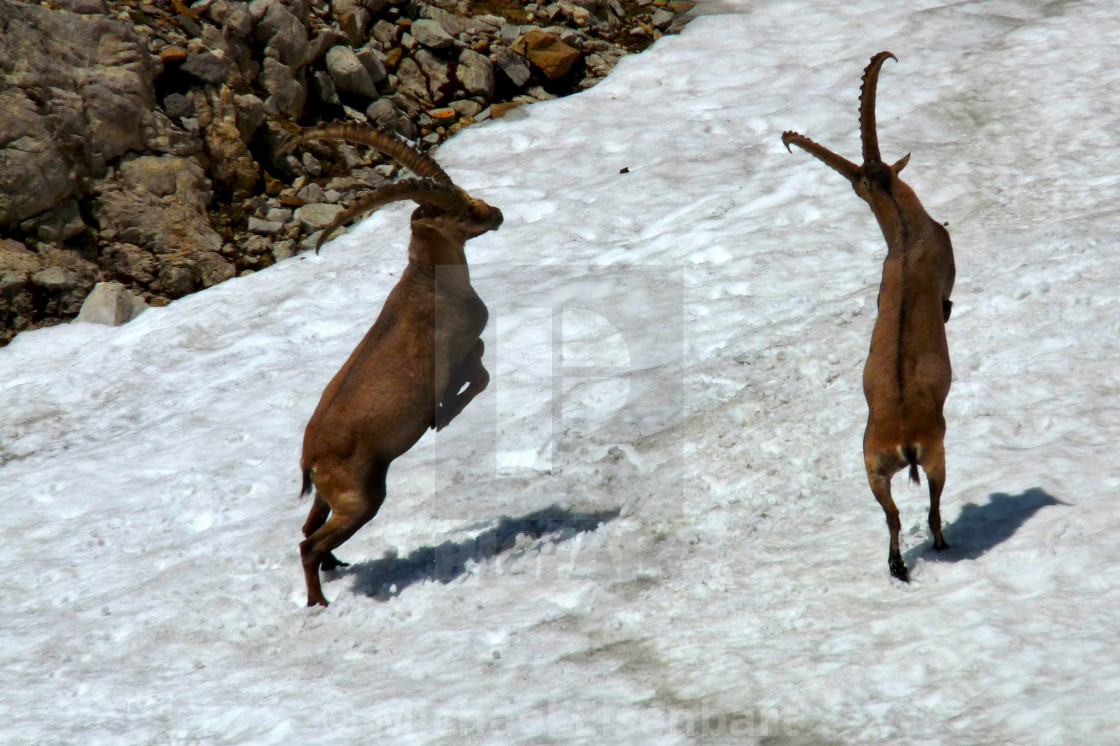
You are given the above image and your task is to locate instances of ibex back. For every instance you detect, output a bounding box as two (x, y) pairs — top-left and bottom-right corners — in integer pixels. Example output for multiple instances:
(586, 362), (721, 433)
(282, 124), (502, 606)
(782, 53), (956, 582)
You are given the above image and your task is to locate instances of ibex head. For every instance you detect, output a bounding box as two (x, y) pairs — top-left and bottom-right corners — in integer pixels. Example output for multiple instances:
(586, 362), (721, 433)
(782, 52), (921, 230)
(279, 123), (502, 252)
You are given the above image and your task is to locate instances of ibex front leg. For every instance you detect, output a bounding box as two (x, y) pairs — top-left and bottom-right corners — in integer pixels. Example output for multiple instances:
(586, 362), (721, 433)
(434, 339), (489, 432)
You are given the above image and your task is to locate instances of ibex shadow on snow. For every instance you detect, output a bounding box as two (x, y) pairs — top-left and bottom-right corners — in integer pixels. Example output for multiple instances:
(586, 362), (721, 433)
(782, 53), (956, 582)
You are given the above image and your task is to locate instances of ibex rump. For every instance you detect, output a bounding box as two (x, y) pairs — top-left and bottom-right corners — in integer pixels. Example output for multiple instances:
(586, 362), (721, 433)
(782, 53), (956, 582)
(282, 124), (502, 606)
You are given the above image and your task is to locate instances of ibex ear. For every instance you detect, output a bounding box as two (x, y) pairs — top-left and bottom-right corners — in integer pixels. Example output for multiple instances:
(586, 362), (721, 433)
(891, 153), (911, 174)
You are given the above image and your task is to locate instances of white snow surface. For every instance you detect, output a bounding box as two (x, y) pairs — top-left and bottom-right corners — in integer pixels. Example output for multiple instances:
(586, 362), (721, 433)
(4, 1), (1120, 743)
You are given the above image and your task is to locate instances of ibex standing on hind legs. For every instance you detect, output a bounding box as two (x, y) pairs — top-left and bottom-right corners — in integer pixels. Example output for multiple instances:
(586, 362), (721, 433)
(782, 52), (956, 582)
(280, 124), (503, 606)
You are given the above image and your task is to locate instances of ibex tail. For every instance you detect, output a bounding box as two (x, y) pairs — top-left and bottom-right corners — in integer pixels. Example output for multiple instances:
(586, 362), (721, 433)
(902, 446), (920, 486)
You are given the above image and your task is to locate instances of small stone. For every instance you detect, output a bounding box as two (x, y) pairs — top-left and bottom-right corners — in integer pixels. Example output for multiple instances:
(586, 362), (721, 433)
(244, 235), (272, 255)
(248, 217), (285, 236)
(499, 23), (522, 45)
(410, 19), (455, 49)
(299, 231), (331, 252)
(527, 86), (557, 101)
(294, 203), (345, 233)
(31, 266), (79, 292)
(182, 49), (233, 84)
(297, 182), (327, 204)
(157, 260), (197, 298)
(311, 71), (341, 106)
(414, 49), (452, 101)
(339, 11), (368, 47)
(449, 99), (484, 119)
(301, 153), (323, 178)
(372, 20), (399, 45)
(428, 107), (458, 126)
(160, 46), (189, 64)
(489, 101), (524, 119)
(272, 240), (295, 261)
(495, 48), (531, 89)
(650, 8), (674, 28)
(356, 48), (389, 84)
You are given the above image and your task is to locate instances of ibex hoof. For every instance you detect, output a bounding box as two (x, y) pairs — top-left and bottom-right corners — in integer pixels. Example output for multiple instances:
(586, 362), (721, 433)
(933, 538), (950, 551)
(307, 595), (330, 608)
(321, 553), (350, 571)
(889, 560), (910, 583)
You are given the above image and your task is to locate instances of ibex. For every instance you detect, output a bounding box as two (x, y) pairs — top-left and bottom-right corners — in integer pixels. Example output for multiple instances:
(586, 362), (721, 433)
(280, 123), (502, 606)
(782, 52), (956, 582)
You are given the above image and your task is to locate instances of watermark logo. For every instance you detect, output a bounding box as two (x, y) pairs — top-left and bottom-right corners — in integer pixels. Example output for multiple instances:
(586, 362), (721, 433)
(432, 264), (684, 515)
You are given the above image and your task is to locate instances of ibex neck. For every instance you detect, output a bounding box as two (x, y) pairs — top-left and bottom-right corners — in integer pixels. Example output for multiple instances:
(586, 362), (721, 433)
(868, 184), (938, 253)
(407, 229), (472, 289)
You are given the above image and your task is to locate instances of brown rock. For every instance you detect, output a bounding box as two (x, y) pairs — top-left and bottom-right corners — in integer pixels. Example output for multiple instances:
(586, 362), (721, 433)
(102, 243), (158, 284)
(428, 108), (458, 127)
(92, 155), (223, 257)
(157, 257), (198, 298)
(489, 101), (525, 119)
(510, 29), (582, 80)
(193, 251), (236, 287)
(160, 46), (189, 63)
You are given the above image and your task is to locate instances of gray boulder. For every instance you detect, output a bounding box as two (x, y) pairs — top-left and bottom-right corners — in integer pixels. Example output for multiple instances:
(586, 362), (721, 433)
(182, 48), (235, 85)
(252, 0), (308, 67)
(410, 19), (455, 49)
(326, 46), (379, 99)
(495, 48), (532, 89)
(356, 48), (389, 85)
(260, 57), (306, 119)
(457, 48), (496, 99)
(294, 203), (345, 233)
(414, 49), (452, 101)
(396, 57), (430, 103)
(76, 282), (147, 326)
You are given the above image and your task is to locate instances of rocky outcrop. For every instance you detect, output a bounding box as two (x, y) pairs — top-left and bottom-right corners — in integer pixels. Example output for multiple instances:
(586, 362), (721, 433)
(0, 0), (694, 345)
(0, 2), (155, 230)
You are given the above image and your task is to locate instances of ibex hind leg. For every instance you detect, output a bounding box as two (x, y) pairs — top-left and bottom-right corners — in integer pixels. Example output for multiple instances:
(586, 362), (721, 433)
(301, 489), (349, 571)
(920, 439), (949, 551)
(866, 452), (909, 582)
(301, 485), (386, 607)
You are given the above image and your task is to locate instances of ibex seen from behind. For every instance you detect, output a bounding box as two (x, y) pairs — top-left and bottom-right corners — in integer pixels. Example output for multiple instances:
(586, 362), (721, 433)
(782, 52), (956, 582)
(281, 124), (502, 606)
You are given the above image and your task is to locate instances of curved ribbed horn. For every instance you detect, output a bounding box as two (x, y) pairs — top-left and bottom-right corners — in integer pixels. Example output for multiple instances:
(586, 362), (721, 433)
(314, 178), (467, 252)
(858, 51), (897, 165)
(782, 131), (860, 183)
(279, 123), (452, 184)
